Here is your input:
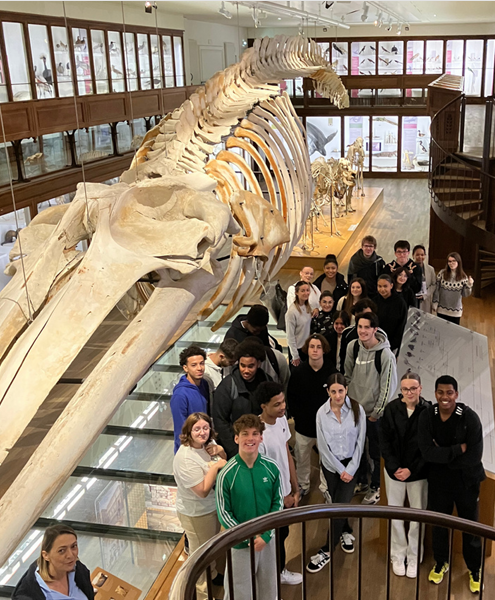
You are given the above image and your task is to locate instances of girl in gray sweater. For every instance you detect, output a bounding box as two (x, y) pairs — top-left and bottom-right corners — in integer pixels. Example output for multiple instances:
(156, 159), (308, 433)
(285, 281), (312, 366)
(433, 252), (473, 325)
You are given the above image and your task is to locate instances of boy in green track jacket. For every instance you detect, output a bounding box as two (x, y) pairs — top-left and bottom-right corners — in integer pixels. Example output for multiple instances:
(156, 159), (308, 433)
(216, 414), (283, 600)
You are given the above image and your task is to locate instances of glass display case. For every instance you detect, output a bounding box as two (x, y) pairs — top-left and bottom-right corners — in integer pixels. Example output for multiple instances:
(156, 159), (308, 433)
(52, 25), (74, 97)
(0, 207), (29, 290)
(446, 39), (464, 76)
(378, 41), (403, 75)
(137, 33), (151, 90)
(72, 27), (92, 95)
(0, 46), (7, 102)
(331, 41), (348, 75)
(371, 116), (398, 172)
(294, 77), (304, 97)
(173, 36), (184, 87)
(108, 31), (125, 93)
(344, 116), (370, 170)
(425, 40), (443, 74)
(3, 22), (32, 101)
(162, 35), (174, 87)
(406, 40), (424, 74)
(401, 116), (430, 172)
(351, 41), (376, 76)
(486, 40), (495, 97)
(28, 24), (55, 99)
(465, 39), (483, 97)
(92, 30), (109, 94)
(307, 116), (341, 161)
(124, 32), (138, 91)
(76, 125), (113, 164)
(150, 34), (162, 88)
(37, 191), (75, 213)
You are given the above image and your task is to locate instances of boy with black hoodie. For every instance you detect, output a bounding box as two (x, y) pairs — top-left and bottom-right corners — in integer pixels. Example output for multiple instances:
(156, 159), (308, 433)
(348, 235), (386, 297)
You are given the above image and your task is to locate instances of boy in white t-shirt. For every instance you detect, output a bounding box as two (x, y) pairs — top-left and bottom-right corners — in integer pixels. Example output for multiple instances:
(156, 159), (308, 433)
(256, 381), (303, 586)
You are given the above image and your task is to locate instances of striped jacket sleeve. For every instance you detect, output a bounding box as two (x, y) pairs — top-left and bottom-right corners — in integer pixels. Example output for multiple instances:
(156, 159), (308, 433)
(215, 460), (240, 531)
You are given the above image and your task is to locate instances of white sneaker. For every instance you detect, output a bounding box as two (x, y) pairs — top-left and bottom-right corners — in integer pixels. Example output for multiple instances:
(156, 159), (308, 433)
(362, 487), (380, 505)
(406, 561), (418, 578)
(340, 532), (355, 553)
(392, 559), (406, 577)
(280, 569), (303, 585)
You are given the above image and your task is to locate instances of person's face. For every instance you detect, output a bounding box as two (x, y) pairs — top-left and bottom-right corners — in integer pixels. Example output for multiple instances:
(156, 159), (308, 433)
(333, 317), (345, 335)
(413, 248), (426, 265)
(245, 322), (265, 336)
(400, 378), (422, 403)
(362, 242), (375, 258)
(183, 355), (205, 381)
(328, 382), (347, 407)
(324, 262), (338, 280)
(395, 247), (410, 266)
(320, 296), (334, 312)
(350, 281), (362, 297)
(377, 279), (393, 298)
(307, 338), (324, 361)
(190, 419), (210, 447)
(218, 353), (236, 369)
(357, 318), (377, 343)
(297, 284), (311, 303)
(397, 271), (408, 286)
(435, 383), (458, 413)
(239, 356), (259, 382)
(42, 534), (79, 575)
(448, 256), (459, 270)
(262, 392), (286, 420)
(235, 427), (262, 456)
(300, 267), (314, 284)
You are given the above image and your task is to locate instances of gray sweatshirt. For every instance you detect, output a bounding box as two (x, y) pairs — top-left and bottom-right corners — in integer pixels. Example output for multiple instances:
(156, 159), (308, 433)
(285, 303), (312, 360)
(432, 270), (473, 318)
(344, 332), (397, 420)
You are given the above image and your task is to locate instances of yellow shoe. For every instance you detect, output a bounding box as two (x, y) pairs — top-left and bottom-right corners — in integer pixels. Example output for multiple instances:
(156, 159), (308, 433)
(428, 563), (449, 584)
(469, 571), (481, 593)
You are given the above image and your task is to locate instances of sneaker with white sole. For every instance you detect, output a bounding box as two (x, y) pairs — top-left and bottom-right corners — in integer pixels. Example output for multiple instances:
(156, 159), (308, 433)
(406, 561), (418, 578)
(340, 532), (355, 553)
(280, 569), (303, 585)
(428, 562), (449, 584)
(306, 549), (330, 573)
(392, 559), (406, 577)
(354, 482), (369, 495)
(362, 487), (380, 505)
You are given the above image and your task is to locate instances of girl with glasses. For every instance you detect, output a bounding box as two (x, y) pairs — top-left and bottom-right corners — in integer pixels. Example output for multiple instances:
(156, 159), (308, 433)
(432, 252), (474, 325)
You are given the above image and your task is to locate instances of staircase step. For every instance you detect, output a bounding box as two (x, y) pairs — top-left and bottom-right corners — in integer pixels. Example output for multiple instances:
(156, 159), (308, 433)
(443, 200), (482, 209)
(434, 188), (481, 193)
(433, 174), (481, 181)
(457, 210), (484, 222)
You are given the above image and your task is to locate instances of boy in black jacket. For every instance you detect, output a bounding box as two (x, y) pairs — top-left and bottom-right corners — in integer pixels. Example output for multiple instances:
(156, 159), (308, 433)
(382, 240), (422, 295)
(418, 375), (485, 593)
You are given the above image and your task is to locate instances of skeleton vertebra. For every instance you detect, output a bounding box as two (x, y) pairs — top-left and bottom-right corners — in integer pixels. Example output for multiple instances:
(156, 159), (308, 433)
(0, 36), (348, 564)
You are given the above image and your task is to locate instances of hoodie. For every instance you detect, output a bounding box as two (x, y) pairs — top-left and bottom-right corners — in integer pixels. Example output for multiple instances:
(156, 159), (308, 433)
(373, 292), (408, 353)
(344, 332), (397, 420)
(223, 314), (281, 351)
(171, 375), (209, 453)
(348, 249), (386, 296)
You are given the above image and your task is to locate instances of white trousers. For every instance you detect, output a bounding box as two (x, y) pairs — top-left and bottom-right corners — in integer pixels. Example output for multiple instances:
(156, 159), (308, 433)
(294, 432), (316, 491)
(384, 472), (428, 563)
(224, 538), (277, 600)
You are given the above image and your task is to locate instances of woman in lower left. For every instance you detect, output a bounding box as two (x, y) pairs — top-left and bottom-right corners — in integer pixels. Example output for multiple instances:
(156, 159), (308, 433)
(13, 524), (94, 600)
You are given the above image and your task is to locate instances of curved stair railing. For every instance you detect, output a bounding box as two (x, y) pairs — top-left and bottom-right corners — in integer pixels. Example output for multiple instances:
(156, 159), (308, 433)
(429, 94), (495, 295)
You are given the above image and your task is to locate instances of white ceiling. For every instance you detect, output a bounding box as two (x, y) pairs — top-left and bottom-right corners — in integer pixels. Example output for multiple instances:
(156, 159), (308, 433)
(157, 1), (495, 28)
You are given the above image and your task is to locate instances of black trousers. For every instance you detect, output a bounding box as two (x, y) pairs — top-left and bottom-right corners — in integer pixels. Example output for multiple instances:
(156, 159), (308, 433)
(321, 463), (354, 552)
(429, 481), (482, 573)
(279, 523), (289, 571)
(357, 418), (381, 490)
(438, 313), (461, 326)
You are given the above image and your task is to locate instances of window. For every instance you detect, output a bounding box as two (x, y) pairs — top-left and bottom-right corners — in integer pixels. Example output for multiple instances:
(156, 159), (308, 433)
(150, 34), (162, 88)
(406, 40), (424, 75)
(344, 116), (370, 171)
(124, 32), (138, 91)
(446, 40), (464, 76)
(401, 116), (430, 172)
(72, 28), (92, 95)
(307, 116), (341, 161)
(52, 26), (73, 97)
(3, 22), (32, 101)
(173, 36), (184, 87)
(485, 40), (495, 97)
(137, 33), (151, 90)
(28, 24), (55, 99)
(331, 41), (348, 75)
(378, 41), (403, 75)
(108, 31), (125, 93)
(162, 35), (174, 87)
(425, 40), (443, 74)
(465, 39), (483, 97)
(92, 30), (109, 94)
(371, 116), (398, 172)
(351, 41), (375, 75)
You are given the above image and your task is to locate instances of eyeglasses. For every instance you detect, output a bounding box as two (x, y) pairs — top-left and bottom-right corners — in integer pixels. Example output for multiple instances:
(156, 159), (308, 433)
(396, 250), (409, 255)
(192, 426), (210, 434)
(362, 244), (375, 249)
(401, 386), (420, 394)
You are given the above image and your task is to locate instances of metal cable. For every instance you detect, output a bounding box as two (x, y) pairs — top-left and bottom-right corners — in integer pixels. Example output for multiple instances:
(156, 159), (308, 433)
(121, 0), (138, 182)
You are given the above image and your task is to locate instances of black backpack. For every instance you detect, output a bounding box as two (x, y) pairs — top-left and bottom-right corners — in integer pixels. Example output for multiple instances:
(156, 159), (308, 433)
(352, 340), (383, 375)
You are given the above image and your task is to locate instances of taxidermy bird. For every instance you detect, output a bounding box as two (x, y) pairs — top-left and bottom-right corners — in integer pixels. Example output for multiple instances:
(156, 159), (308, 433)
(111, 64), (123, 76)
(41, 55), (53, 86)
(56, 40), (68, 50)
(57, 63), (64, 75)
(332, 43), (344, 55)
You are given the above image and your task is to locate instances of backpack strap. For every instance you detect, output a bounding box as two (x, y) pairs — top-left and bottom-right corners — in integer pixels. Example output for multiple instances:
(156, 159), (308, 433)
(266, 347), (281, 378)
(353, 340), (383, 375)
(230, 377), (238, 399)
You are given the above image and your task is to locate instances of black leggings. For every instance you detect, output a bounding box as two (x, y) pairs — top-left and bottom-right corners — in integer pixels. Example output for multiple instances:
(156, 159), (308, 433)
(438, 313), (461, 326)
(321, 462), (354, 551)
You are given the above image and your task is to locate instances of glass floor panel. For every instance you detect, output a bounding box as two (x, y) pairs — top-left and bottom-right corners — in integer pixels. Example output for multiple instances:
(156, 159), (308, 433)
(42, 476), (181, 534)
(179, 323), (229, 343)
(134, 369), (182, 396)
(1, 528), (176, 598)
(79, 434), (174, 475)
(109, 399), (173, 431)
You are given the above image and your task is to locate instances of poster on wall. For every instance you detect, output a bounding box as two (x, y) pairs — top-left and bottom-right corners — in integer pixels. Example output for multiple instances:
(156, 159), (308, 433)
(307, 117), (340, 161)
(95, 482), (129, 570)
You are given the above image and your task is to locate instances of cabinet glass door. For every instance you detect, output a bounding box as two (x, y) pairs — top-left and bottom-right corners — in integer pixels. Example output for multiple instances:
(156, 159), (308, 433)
(351, 41), (375, 75)
(344, 116), (370, 171)
(307, 116), (341, 161)
(378, 41), (403, 75)
(0, 46), (8, 102)
(371, 116), (398, 172)
(3, 22), (32, 101)
(465, 39), (483, 97)
(425, 40), (443, 74)
(406, 40), (424, 75)
(331, 41), (348, 75)
(108, 31), (124, 92)
(28, 24), (55, 99)
(150, 34), (162, 88)
(173, 36), (184, 86)
(401, 116), (430, 172)
(162, 35), (174, 87)
(124, 32), (138, 91)
(446, 40), (464, 76)
(137, 33), (151, 90)
(72, 28), (92, 95)
(91, 30), (109, 94)
(485, 40), (495, 97)
(52, 26), (73, 97)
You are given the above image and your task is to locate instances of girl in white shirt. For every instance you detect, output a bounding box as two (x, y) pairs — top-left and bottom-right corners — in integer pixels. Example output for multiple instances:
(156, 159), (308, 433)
(285, 281), (312, 367)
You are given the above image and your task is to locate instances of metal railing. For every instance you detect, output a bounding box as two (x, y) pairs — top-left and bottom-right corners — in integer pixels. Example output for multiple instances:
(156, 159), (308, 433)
(169, 505), (495, 600)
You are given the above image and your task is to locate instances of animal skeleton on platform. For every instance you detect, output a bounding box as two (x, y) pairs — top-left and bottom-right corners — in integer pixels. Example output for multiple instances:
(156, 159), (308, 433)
(346, 136), (365, 196)
(0, 35), (348, 564)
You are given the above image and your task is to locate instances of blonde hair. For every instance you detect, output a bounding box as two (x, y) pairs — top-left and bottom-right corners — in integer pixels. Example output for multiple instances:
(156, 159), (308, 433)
(38, 525), (78, 582)
(294, 281), (311, 314)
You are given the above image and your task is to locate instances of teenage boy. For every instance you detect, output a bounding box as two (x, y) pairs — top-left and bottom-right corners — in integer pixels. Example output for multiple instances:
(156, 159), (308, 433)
(203, 338), (238, 397)
(339, 298), (379, 367)
(419, 376), (485, 594)
(348, 235), (386, 296)
(382, 240), (422, 295)
(216, 414), (283, 600)
(213, 339), (271, 458)
(223, 304), (281, 351)
(344, 312), (397, 504)
(256, 381), (302, 586)
(171, 345), (209, 453)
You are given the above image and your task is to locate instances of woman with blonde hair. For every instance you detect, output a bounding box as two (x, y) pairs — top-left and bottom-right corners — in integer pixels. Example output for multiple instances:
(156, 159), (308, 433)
(13, 524), (93, 600)
(433, 252), (474, 325)
(285, 281), (312, 367)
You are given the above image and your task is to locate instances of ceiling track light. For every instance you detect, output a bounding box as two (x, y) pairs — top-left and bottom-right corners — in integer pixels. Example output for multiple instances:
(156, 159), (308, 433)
(219, 1), (232, 19)
(233, 1), (350, 29)
(361, 2), (369, 23)
(374, 11), (382, 27)
(144, 1), (156, 14)
(404, 23), (410, 31)
(386, 19), (392, 32)
(397, 23), (402, 35)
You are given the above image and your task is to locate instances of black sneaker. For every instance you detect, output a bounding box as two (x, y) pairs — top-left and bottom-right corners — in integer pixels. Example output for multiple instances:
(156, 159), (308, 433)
(306, 549), (330, 573)
(211, 573), (224, 587)
(340, 532), (355, 553)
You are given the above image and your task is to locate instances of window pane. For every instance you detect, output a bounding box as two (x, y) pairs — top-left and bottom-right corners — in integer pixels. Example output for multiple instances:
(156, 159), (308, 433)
(351, 41), (375, 75)
(406, 40), (424, 74)
(72, 28), (93, 95)
(124, 32), (138, 91)
(76, 125), (113, 164)
(137, 33), (151, 90)
(0, 45), (8, 102)
(0, 141), (18, 185)
(162, 35), (174, 87)
(372, 116), (398, 172)
(108, 31), (125, 92)
(116, 121), (132, 153)
(0, 207), (30, 291)
(331, 41), (348, 75)
(24, 133), (69, 178)
(28, 24), (55, 99)
(344, 116), (370, 171)
(378, 41), (403, 75)
(294, 76), (303, 97)
(485, 40), (495, 97)
(426, 40), (443, 74)
(307, 116), (341, 161)
(3, 22), (31, 101)
(465, 39), (483, 97)
(92, 30), (109, 94)
(109, 398), (173, 431)
(173, 36), (184, 86)
(401, 116), (430, 172)
(446, 39), (464, 76)
(150, 34), (161, 88)
(52, 26), (73, 97)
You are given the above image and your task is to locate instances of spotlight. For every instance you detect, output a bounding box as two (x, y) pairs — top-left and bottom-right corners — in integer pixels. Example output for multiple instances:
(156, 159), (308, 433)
(324, 1), (335, 8)
(404, 23), (410, 31)
(386, 19), (392, 31)
(252, 7), (260, 27)
(219, 1), (232, 19)
(374, 11), (382, 27)
(397, 23), (402, 35)
(144, 1), (156, 13)
(361, 2), (369, 22)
